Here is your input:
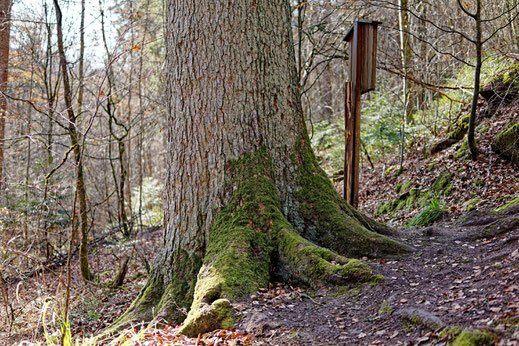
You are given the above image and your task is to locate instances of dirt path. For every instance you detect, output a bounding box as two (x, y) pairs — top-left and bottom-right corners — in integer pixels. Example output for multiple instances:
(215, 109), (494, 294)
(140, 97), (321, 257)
(239, 206), (519, 345)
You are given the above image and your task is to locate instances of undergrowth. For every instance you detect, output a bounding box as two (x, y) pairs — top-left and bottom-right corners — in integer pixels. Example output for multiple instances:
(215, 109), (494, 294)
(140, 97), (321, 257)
(406, 197), (443, 228)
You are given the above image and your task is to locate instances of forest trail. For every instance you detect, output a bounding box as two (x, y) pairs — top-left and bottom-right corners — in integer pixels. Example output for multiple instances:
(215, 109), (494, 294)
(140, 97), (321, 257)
(238, 205), (519, 345)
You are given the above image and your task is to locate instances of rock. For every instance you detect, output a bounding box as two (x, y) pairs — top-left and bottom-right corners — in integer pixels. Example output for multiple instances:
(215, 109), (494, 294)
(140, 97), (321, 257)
(451, 329), (496, 346)
(493, 121), (519, 166)
(241, 311), (281, 334)
(395, 307), (445, 330)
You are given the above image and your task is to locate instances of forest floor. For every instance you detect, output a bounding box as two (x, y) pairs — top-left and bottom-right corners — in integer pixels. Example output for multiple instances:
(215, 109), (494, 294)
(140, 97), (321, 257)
(356, 92), (519, 228)
(238, 205), (519, 345)
(3, 205), (518, 345)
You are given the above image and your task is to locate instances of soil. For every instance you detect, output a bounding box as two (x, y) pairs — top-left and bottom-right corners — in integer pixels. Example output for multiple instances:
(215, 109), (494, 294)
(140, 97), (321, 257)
(238, 205), (519, 345)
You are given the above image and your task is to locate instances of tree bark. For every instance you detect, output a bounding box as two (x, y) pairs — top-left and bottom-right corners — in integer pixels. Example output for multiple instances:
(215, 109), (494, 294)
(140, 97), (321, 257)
(398, 0), (415, 125)
(467, 0), (482, 160)
(107, 0), (408, 338)
(0, 0), (11, 195)
(53, 0), (93, 282)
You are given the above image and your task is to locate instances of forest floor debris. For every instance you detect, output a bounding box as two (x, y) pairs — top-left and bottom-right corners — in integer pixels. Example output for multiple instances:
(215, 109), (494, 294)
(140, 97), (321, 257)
(354, 93), (519, 227)
(2, 204), (518, 345)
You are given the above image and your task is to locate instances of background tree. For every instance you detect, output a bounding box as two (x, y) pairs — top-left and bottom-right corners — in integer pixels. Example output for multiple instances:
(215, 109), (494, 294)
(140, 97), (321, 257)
(0, 0), (10, 195)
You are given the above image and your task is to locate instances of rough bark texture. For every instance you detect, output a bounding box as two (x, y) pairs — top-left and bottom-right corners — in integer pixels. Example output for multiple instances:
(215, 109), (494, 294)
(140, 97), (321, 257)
(0, 0), (10, 195)
(107, 0), (408, 338)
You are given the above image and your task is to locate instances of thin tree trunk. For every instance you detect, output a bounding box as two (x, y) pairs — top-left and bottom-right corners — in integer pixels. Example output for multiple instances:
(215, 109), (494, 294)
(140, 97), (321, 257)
(24, 65), (34, 241)
(0, 0), (11, 196)
(137, 0), (151, 232)
(100, 2), (130, 236)
(77, 0), (85, 115)
(53, 0), (93, 282)
(467, 0), (482, 160)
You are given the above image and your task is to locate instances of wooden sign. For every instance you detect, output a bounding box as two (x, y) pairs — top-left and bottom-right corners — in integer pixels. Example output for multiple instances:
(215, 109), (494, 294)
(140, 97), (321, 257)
(344, 21), (381, 208)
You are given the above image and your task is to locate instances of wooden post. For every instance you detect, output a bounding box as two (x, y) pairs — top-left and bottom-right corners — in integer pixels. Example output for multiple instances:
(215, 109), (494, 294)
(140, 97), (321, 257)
(344, 21), (380, 208)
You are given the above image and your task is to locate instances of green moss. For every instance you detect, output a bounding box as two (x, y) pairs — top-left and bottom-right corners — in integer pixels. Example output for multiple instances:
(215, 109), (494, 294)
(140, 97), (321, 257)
(496, 197), (519, 211)
(493, 121), (519, 166)
(375, 201), (394, 216)
(455, 137), (469, 159)
(292, 139), (407, 258)
(464, 198), (481, 212)
(427, 161), (438, 172)
(276, 227), (376, 287)
(378, 300), (393, 315)
(404, 315), (423, 331)
(447, 115), (470, 140)
(495, 63), (519, 88)
(180, 299), (236, 337)
(376, 170), (452, 217)
(396, 181), (412, 194)
(451, 329), (496, 346)
(496, 317), (519, 326)
(384, 166), (398, 177)
(406, 188), (420, 208)
(179, 149), (278, 335)
(478, 126), (490, 134)
(155, 251), (203, 322)
(439, 326), (463, 340)
(432, 170), (453, 195)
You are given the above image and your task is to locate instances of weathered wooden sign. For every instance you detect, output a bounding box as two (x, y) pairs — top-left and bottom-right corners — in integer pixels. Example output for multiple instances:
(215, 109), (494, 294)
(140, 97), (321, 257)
(344, 20), (381, 208)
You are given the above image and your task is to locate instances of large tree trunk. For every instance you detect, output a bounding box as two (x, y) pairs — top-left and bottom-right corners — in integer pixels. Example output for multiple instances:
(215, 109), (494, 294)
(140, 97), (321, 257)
(107, 0), (408, 338)
(0, 0), (10, 195)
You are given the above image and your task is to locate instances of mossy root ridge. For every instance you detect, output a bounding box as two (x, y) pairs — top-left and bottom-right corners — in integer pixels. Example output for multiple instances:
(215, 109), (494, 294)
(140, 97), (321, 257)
(103, 148), (408, 339)
(292, 140), (409, 258)
(179, 148), (403, 336)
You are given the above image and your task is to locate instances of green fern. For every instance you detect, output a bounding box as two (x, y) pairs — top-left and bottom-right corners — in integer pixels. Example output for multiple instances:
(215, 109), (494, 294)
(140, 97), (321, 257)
(406, 197), (442, 228)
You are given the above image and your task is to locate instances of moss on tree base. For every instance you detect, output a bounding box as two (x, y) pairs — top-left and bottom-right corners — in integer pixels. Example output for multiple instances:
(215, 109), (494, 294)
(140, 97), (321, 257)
(102, 147), (408, 339)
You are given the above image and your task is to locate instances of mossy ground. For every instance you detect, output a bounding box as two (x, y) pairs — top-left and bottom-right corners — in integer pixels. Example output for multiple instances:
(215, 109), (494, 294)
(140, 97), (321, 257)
(493, 121), (519, 166)
(450, 329), (496, 346)
(375, 169), (452, 217)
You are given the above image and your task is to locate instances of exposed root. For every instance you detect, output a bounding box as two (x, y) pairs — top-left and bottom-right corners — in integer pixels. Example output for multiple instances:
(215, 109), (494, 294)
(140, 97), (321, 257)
(276, 226), (380, 287)
(104, 149), (409, 338)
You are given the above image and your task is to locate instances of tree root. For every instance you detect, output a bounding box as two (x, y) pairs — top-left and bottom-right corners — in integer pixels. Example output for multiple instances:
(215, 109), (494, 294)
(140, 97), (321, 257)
(102, 149), (409, 339)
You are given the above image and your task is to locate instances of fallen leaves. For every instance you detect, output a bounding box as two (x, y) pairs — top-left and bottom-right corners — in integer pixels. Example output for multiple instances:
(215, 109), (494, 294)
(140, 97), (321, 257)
(114, 325), (255, 346)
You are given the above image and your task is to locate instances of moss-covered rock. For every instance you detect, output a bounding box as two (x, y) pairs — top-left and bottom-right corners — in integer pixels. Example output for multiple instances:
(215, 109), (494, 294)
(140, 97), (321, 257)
(451, 329), (496, 346)
(180, 299), (236, 337)
(432, 170), (453, 195)
(493, 121), (519, 166)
